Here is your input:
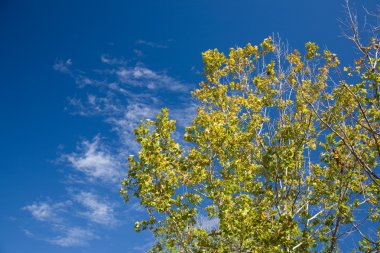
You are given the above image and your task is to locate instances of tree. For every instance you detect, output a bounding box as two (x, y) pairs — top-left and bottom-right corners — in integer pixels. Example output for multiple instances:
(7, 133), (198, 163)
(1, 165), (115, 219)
(121, 5), (380, 252)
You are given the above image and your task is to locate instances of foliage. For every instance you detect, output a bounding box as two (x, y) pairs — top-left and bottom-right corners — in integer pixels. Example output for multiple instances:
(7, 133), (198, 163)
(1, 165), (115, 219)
(121, 17), (380, 253)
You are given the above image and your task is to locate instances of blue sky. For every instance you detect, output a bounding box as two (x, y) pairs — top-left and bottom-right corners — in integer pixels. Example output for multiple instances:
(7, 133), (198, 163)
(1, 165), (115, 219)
(0, 0), (378, 252)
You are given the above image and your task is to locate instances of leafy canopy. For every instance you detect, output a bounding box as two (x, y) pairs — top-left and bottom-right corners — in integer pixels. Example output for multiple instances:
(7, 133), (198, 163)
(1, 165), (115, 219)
(121, 35), (380, 252)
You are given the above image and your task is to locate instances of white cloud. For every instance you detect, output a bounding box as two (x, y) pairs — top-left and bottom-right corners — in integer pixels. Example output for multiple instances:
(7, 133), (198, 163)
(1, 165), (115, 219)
(53, 59), (72, 74)
(23, 201), (70, 222)
(65, 136), (121, 183)
(67, 94), (123, 116)
(22, 221), (97, 247)
(74, 192), (117, 227)
(123, 102), (158, 124)
(127, 202), (145, 213)
(171, 103), (197, 128)
(107, 102), (159, 153)
(54, 58), (97, 87)
(135, 39), (169, 48)
(74, 75), (95, 86)
(22, 228), (34, 238)
(101, 54), (128, 65)
(116, 66), (189, 92)
(22, 197), (113, 247)
(26, 51), (196, 248)
(133, 49), (144, 57)
(132, 241), (155, 253)
(23, 197), (111, 247)
(47, 226), (97, 247)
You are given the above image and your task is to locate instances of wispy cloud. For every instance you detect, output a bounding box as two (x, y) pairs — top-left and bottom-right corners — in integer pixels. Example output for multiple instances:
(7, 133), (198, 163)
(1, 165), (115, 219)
(57, 54), (193, 154)
(22, 225), (97, 247)
(64, 136), (121, 183)
(47, 226), (97, 247)
(127, 202), (145, 213)
(53, 59), (72, 74)
(22, 49), (196, 248)
(66, 94), (123, 116)
(74, 75), (95, 86)
(116, 66), (189, 92)
(54, 58), (97, 87)
(171, 103), (197, 128)
(131, 239), (155, 253)
(100, 54), (128, 65)
(23, 200), (98, 247)
(135, 39), (169, 48)
(23, 201), (70, 222)
(133, 49), (144, 58)
(107, 102), (160, 152)
(74, 191), (117, 227)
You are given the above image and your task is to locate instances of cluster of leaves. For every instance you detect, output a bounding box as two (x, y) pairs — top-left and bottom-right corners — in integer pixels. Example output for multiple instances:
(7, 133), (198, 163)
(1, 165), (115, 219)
(121, 35), (380, 252)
